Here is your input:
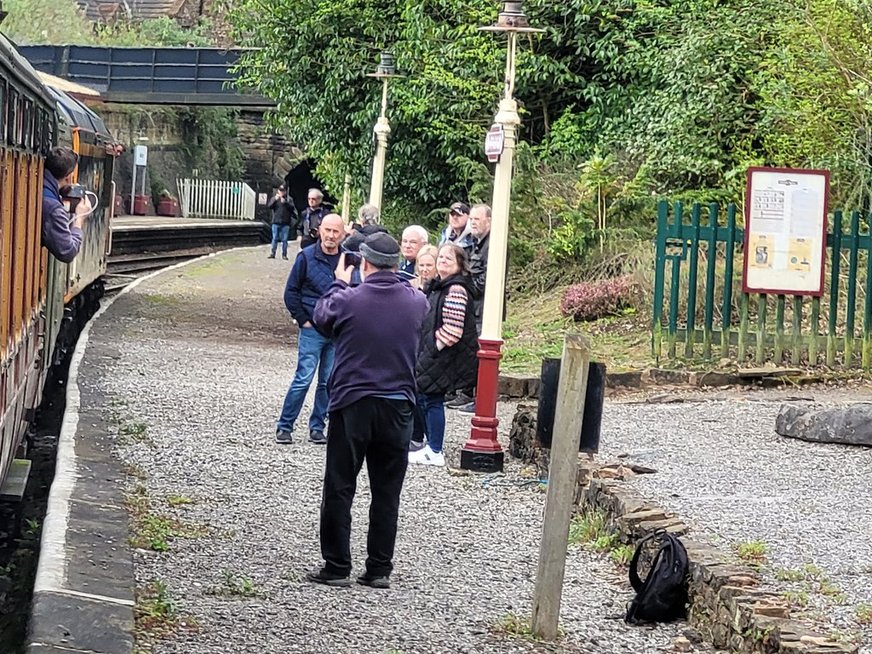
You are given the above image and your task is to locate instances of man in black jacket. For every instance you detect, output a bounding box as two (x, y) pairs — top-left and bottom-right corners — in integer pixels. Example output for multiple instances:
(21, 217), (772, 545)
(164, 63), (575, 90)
(267, 184), (298, 260)
(299, 188), (332, 249)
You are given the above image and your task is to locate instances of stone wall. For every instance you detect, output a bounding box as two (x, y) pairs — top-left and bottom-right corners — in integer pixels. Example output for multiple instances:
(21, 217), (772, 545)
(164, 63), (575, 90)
(507, 407), (858, 654)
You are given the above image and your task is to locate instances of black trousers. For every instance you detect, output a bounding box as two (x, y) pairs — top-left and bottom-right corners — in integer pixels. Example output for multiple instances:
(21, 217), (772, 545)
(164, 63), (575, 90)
(320, 396), (413, 577)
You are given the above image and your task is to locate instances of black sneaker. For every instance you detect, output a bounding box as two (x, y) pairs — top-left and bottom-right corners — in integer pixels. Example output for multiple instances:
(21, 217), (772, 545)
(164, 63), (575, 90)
(446, 392), (474, 409)
(356, 573), (390, 589)
(282, 255), (289, 260)
(305, 568), (352, 587)
(267, 253), (276, 259)
(308, 429), (327, 445)
(409, 440), (425, 453)
(275, 430), (293, 444)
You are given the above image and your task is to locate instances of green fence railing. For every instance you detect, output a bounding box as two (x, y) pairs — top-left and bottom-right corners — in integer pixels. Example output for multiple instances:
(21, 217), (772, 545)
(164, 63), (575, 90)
(652, 200), (872, 368)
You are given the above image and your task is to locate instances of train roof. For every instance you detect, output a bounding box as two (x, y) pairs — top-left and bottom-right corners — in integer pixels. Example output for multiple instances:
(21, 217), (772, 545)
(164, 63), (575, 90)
(0, 31), (55, 107)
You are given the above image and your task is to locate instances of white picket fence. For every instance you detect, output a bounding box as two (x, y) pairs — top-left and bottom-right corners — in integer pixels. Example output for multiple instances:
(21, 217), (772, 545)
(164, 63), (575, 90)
(177, 178), (257, 220)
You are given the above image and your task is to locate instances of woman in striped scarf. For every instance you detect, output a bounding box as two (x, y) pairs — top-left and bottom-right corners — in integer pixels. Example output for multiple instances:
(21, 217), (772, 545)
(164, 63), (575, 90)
(410, 243), (480, 467)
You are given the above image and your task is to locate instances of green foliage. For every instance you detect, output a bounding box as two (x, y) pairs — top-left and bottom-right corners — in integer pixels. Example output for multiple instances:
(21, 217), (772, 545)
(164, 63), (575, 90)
(2, 0), (215, 47)
(735, 540), (769, 563)
(178, 108), (245, 181)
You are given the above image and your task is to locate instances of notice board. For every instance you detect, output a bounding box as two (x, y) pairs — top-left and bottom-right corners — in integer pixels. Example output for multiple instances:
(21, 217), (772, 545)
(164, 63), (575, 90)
(743, 167), (829, 296)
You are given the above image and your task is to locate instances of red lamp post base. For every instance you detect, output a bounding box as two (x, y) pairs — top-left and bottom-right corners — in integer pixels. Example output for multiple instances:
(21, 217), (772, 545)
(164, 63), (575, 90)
(460, 337), (505, 473)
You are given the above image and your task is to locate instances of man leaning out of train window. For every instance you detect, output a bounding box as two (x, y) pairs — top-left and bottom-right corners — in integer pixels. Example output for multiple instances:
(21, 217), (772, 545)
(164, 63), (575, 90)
(42, 147), (93, 263)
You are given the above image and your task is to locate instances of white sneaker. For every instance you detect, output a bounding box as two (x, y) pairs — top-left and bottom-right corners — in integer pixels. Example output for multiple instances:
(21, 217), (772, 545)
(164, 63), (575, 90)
(409, 445), (444, 467)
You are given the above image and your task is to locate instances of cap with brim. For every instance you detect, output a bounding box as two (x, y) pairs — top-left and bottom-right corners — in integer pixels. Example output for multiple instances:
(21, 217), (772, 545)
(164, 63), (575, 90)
(359, 232), (401, 268)
(449, 202), (470, 215)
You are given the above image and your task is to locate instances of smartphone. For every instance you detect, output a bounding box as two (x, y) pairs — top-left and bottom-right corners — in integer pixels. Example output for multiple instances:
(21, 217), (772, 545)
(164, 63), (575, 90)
(344, 252), (360, 267)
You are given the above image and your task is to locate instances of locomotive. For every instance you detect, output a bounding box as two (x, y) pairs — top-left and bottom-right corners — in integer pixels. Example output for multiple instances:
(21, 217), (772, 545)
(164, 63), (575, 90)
(0, 31), (118, 488)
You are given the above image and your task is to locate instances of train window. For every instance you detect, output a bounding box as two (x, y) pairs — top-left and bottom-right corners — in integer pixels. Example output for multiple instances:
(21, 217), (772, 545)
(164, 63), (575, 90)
(0, 150), (8, 352)
(23, 99), (33, 151)
(0, 81), (5, 147)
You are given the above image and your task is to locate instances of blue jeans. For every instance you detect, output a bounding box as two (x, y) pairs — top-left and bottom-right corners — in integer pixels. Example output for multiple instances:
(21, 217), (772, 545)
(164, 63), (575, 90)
(416, 393), (446, 453)
(277, 327), (335, 432)
(271, 224), (290, 257)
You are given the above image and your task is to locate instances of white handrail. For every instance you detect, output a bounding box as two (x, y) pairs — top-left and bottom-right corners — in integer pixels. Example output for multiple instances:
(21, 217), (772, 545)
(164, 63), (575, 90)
(177, 178), (257, 220)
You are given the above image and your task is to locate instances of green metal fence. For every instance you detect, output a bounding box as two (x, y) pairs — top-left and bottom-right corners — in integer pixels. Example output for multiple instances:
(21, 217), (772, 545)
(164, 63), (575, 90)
(652, 200), (872, 368)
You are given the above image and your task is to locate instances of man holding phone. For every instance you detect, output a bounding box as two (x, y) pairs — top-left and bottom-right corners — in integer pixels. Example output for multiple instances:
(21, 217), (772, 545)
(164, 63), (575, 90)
(277, 214), (346, 445)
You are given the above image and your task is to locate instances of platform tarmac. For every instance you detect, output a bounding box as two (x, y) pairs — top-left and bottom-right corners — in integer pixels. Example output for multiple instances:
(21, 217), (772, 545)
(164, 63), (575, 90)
(28, 245), (684, 654)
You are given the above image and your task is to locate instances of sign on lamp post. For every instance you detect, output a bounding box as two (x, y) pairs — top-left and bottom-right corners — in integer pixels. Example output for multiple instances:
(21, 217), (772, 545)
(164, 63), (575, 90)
(485, 124), (505, 163)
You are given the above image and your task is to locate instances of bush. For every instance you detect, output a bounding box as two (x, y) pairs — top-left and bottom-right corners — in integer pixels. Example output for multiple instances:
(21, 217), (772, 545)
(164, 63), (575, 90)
(559, 276), (636, 322)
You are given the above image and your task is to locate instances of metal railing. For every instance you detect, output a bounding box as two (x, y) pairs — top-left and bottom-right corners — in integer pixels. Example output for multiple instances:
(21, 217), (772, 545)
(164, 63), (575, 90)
(177, 178), (256, 221)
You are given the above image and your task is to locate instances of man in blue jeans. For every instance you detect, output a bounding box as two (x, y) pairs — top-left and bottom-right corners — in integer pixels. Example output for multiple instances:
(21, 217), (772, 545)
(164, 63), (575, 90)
(276, 213), (345, 445)
(267, 184), (298, 260)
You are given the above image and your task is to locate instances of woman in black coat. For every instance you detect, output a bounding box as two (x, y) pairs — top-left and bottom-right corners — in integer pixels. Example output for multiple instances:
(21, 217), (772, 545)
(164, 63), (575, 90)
(409, 243), (479, 467)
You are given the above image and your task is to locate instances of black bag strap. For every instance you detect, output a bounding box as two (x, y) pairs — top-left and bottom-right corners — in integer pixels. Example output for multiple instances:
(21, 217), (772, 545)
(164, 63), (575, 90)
(628, 530), (660, 592)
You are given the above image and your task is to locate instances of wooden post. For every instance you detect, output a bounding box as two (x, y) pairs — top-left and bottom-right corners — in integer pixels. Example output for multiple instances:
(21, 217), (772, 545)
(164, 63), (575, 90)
(531, 333), (590, 641)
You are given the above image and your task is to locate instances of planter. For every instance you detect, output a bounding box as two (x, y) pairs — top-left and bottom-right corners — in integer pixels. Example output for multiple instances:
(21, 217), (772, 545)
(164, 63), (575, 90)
(132, 194), (151, 216)
(156, 197), (179, 217)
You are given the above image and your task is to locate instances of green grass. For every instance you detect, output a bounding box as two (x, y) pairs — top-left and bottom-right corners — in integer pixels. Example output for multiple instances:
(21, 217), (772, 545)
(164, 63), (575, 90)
(166, 495), (196, 507)
(491, 612), (548, 641)
(209, 570), (261, 598)
(135, 580), (178, 635)
(735, 540), (768, 564)
(782, 590), (810, 607)
(774, 567), (806, 582)
(855, 604), (872, 625)
(126, 487), (207, 552)
(568, 508), (609, 547)
(502, 289), (653, 375)
(609, 544), (634, 567)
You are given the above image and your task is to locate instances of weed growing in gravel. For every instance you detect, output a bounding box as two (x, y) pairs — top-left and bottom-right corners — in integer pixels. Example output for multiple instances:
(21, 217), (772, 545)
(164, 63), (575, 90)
(782, 590), (810, 608)
(121, 461), (147, 480)
(828, 629), (863, 646)
(166, 494), (196, 507)
(735, 540), (768, 564)
(855, 604), (872, 625)
(818, 579), (848, 604)
(136, 580), (177, 635)
(774, 567), (805, 582)
(126, 488), (207, 552)
(383, 650), (405, 654)
(491, 612), (556, 642)
(568, 508), (608, 546)
(119, 420), (153, 447)
(609, 544), (634, 568)
(209, 570), (262, 598)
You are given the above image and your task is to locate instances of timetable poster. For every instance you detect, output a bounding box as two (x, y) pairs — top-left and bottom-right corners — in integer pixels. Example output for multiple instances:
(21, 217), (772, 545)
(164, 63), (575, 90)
(743, 167), (829, 296)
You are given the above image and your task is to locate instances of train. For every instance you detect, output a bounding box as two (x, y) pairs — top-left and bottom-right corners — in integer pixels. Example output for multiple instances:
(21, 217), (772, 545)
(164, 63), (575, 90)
(0, 30), (118, 488)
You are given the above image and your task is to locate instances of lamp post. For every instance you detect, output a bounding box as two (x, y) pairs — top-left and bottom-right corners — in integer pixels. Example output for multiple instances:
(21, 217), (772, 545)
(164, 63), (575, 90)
(461, 1), (544, 473)
(366, 51), (402, 213)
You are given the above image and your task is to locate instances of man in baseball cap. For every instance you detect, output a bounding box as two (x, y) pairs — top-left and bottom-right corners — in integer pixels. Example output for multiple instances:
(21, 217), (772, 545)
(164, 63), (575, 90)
(438, 201), (475, 255)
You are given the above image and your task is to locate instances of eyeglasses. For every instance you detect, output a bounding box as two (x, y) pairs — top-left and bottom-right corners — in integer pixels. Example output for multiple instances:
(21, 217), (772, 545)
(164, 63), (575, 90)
(308, 197), (319, 201)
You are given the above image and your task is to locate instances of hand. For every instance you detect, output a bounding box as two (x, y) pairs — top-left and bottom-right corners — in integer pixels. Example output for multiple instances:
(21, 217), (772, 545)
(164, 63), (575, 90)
(302, 321), (313, 328)
(334, 256), (354, 285)
(73, 197), (92, 228)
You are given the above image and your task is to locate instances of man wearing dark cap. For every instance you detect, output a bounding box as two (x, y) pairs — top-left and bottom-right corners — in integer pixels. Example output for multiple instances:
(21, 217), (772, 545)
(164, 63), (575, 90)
(267, 184), (298, 260)
(308, 232), (428, 588)
(438, 201), (475, 255)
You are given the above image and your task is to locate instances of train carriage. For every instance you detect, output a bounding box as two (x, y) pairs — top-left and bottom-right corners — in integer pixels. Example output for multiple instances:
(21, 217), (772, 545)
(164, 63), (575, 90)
(0, 31), (117, 488)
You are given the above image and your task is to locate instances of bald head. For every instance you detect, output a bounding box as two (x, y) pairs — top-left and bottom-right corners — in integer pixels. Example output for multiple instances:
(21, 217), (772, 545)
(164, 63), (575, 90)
(319, 213), (345, 254)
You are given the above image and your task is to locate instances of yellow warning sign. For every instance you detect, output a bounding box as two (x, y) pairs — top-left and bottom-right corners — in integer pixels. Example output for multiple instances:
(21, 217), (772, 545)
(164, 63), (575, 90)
(749, 233), (775, 269)
(788, 238), (813, 273)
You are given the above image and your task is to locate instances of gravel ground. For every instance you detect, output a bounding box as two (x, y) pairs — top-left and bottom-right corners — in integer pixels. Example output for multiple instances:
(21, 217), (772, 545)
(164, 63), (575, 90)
(601, 387), (872, 651)
(86, 246), (687, 654)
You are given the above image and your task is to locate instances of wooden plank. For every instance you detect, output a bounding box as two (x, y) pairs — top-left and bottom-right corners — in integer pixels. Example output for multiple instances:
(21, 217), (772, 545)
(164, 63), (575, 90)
(791, 296), (802, 366)
(531, 333), (590, 641)
(827, 211), (842, 367)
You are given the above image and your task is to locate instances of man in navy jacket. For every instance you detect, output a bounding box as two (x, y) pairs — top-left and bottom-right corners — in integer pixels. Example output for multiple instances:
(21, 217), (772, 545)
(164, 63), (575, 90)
(306, 232), (428, 588)
(276, 213), (345, 445)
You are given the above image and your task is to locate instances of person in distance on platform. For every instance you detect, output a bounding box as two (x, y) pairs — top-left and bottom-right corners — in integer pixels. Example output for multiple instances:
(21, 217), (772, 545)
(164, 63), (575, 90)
(41, 147), (93, 263)
(276, 213), (346, 446)
(307, 232), (428, 588)
(299, 188), (331, 249)
(409, 243), (479, 467)
(437, 201), (475, 256)
(267, 184), (298, 260)
(398, 225), (428, 283)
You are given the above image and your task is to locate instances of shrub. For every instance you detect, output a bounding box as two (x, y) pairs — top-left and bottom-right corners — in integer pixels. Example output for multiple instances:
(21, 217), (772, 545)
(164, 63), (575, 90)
(559, 276), (635, 322)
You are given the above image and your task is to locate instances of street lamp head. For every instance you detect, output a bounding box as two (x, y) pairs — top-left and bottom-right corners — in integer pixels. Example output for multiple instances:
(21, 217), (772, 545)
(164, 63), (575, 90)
(366, 50), (404, 79)
(480, 0), (545, 34)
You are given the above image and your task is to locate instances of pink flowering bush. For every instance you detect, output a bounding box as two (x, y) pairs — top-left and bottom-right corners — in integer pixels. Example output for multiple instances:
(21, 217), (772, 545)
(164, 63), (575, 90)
(559, 275), (636, 322)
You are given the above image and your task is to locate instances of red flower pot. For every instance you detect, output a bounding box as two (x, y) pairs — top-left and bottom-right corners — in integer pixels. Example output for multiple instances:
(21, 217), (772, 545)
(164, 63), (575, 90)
(157, 197), (179, 217)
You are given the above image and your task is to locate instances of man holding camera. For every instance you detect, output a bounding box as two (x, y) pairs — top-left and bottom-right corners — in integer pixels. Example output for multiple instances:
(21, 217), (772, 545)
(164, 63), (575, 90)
(42, 147), (92, 263)
(306, 232), (428, 588)
(267, 184), (298, 260)
(277, 213), (346, 446)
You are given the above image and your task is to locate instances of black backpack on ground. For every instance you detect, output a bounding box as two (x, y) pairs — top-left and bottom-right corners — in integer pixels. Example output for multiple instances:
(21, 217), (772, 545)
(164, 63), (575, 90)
(625, 529), (689, 624)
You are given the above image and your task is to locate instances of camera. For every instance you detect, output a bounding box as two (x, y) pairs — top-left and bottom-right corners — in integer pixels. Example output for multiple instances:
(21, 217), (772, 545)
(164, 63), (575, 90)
(60, 184), (88, 214)
(344, 252), (361, 268)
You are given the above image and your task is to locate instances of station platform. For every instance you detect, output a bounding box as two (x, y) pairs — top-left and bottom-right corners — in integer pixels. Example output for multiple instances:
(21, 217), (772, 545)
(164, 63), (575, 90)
(28, 245), (683, 654)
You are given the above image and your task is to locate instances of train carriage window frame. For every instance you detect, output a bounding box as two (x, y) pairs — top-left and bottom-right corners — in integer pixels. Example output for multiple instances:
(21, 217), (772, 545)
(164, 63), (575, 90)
(0, 80), (5, 146)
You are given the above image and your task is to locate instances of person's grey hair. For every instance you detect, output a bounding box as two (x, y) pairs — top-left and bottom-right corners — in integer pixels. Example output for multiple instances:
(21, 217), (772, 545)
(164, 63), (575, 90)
(402, 225), (428, 243)
(308, 188), (324, 200)
(471, 203), (492, 218)
(358, 203), (380, 225)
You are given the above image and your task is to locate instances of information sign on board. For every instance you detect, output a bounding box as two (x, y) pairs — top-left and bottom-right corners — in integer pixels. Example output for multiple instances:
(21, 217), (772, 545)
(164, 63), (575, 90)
(743, 167), (829, 296)
(134, 145), (148, 166)
(485, 124), (504, 163)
